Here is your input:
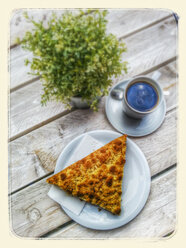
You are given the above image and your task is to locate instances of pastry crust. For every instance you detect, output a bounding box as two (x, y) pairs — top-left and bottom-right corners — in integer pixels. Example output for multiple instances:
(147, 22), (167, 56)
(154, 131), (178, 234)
(46, 134), (127, 215)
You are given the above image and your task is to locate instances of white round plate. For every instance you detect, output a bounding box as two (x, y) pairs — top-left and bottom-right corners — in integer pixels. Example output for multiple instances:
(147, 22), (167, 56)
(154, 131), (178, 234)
(105, 80), (166, 137)
(55, 130), (151, 230)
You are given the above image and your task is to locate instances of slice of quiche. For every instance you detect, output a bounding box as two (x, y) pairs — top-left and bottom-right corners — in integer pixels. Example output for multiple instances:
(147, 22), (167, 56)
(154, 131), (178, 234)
(46, 134), (127, 215)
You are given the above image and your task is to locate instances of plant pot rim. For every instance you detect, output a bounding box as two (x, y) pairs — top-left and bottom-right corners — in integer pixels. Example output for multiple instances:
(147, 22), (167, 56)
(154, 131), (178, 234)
(71, 96), (91, 109)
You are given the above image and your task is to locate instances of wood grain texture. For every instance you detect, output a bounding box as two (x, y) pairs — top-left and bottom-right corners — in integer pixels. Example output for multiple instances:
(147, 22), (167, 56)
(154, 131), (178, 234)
(10, 45), (34, 90)
(9, 17), (177, 140)
(48, 168), (176, 239)
(106, 9), (172, 38)
(10, 10), (173, 90)
(9, 62), (177, 193)
(9, 80), (70, 140)
(9, 97), (177, 193)
(51, 201), (176, 238)
(10, 167), (176, 238)
(10, 9), (76, 47)
(10, 9), (171, 47)
(10, 176), (71, 238)
(9, 11), (178, 239)
(116, 16), (177, 83)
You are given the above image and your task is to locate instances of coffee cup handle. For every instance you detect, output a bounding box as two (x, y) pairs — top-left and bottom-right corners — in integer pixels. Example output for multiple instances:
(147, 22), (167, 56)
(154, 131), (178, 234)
(151, 71), (161, 81)
(151, 71), (169, 96)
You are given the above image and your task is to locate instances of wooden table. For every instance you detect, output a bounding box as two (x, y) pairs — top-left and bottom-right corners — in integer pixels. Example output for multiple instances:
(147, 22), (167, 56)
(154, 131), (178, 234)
(9, 9), (177, 238)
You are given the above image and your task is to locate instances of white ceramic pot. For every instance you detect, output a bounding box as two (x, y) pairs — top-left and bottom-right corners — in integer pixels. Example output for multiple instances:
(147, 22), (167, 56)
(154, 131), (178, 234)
(71, 96), (101, 109)
(71, 96), (91, 108)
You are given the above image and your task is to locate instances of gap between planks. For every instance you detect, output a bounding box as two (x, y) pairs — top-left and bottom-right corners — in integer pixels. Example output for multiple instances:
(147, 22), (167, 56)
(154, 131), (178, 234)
(39, 220), (74, 238)
(38, 164), (177, 239)
(118, 13), (173, 40)
(10, 11), (173, 50)
(10, 76), (40, 93)
(42, 203), (176, 239)
(10, 55), (177, 94)
(8, 57), (177, 143)
(9, 14), (174, 93)
(9, 9), (95, 49)
(9, 149), (177, 196)
(9, 108), (75, 142)
(9, 171), (53, 196)
(9, 93), (177, 143)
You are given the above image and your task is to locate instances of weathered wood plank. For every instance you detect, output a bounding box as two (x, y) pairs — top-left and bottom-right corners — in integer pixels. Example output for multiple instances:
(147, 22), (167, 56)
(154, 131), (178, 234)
(10, 9), (171, 47)
(9, 18), (177, 140)
(106, 9), (172, 38)
(51, 201), (176, 238)
(10, 46), (34, 89)
(10, 175), (71, 238)
(48, 168), (176, 239)
(10, 9), (76, 89)
(9, 10), (177, 239)
(143, 61), (178, 109)
(9, 97), (177, 194)
(10, 9), (80, 47)
(116, 16), (177, 83)
(10, 10), (173, 90)
(9, 62), (177, 193)
(10, 166), (176, 238)
(9, 80), (72, 141)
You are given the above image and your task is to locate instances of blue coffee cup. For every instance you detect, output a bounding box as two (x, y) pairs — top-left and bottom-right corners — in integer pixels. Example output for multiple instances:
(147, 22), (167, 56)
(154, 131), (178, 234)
(122, 76), (163, 119)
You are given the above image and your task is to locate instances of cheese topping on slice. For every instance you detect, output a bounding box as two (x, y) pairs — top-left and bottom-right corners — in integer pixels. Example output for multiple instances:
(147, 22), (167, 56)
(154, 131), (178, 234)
(46, 134), (127, 215)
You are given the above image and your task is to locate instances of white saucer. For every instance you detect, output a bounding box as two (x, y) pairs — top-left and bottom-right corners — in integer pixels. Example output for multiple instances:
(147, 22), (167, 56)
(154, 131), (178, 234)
(105, 80), (166, 137)
(55, 130), (151, 230)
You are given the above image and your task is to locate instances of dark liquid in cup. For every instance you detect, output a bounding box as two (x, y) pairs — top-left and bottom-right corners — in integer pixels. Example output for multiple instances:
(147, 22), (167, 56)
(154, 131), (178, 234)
(126, 82), (158, 112)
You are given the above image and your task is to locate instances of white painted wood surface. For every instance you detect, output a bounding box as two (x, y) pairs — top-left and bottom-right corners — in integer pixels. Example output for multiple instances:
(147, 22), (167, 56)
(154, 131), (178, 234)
(9, 17), (177, 140)
(10, 10), (173, 90)
(10, 167), (176, 237)
(9, 106), (177, 193)
(9, 109), (177, 237)
(10, 80), (70, 140)
(48, 168), (176, 239)
(9, 9), (178, 238)
(10, 176), (71, 237)
(10, 9), (171, 47)
(10, 59), (177, 143)
(9, 63), (177, 193)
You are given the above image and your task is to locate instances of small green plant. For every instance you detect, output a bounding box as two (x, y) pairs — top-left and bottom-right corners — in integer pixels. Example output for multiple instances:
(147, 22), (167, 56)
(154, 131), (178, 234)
(17, 9), (127, 110)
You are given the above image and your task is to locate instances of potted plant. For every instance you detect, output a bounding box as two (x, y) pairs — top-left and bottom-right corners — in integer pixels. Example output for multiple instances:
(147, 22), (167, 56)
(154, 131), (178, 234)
(17, 9), (128, 111)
